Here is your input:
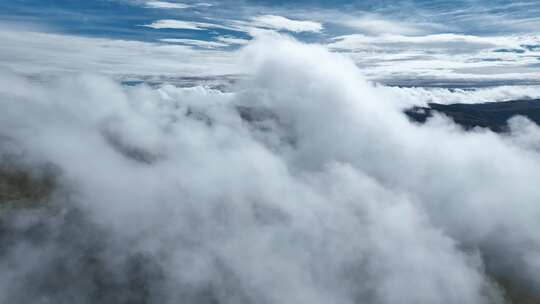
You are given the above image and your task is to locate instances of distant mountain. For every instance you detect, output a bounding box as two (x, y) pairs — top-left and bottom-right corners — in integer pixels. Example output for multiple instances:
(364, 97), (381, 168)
(405, 99), (540, 132)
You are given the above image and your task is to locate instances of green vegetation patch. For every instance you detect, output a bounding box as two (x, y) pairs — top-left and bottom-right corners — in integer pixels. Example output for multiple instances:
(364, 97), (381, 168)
(0, 168), (56, 210)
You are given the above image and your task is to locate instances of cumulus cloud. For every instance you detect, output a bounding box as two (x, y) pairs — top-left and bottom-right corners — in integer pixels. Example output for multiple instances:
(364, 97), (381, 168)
(251, 15), (323, 33)
(1, 33), (540, 303)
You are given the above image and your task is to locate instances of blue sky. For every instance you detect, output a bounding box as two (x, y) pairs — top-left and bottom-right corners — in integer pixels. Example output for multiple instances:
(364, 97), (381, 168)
(3, 0), (540, 41)
(1, 0), (540, 86)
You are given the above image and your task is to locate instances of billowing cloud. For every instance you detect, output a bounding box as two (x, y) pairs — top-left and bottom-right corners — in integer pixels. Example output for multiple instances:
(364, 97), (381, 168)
(1, 34), (540, 303)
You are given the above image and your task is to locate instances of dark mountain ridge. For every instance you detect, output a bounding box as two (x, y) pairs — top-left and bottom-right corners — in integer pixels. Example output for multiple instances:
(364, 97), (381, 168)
(405, 99), (540, 132)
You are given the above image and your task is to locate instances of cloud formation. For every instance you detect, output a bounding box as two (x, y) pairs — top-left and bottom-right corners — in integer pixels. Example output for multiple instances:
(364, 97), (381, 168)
(160, 38), (229, 49)
(145, 1), (191, 9)
(339, 15), (443, 36)
(2, 26), (539, 87)
(143, 19), (235, 31)
(328, 33), (540, 85)
(217, 36), (251, 45)
(1, 34), (540, 303)
(251, 15), (323, 33)
(381, 85), (540, 107)
(0, 29), (238, 77)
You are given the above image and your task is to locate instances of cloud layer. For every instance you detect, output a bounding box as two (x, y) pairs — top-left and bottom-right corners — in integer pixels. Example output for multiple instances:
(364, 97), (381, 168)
(2, 27), (539, 88)
(1, 34), (540, 303)
(0, 29), (238, 77)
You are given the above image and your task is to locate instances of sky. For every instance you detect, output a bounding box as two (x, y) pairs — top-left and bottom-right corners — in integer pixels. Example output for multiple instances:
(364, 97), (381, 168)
(1, 0), (540, 86)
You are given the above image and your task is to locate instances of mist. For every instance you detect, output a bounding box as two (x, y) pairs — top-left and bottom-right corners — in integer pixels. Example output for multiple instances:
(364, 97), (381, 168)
(1, 34), (540, 304)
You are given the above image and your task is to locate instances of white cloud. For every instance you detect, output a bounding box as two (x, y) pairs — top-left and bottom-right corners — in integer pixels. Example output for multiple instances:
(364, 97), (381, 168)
(142, 19), (230, 30)
(2, 28), (539, 87)
(160, 38), (229, 48)
(340, 16), (438, 36)
(379, 85), (540, 107)
(328, 33), (511, 52)
(3, 34), (540, 303)
(0, 29), (238, 77)
(327, 33), (540, 83)
(145, 1), (191, 9)
(216, 36), (250, 45)
(251, 15), (323, 33)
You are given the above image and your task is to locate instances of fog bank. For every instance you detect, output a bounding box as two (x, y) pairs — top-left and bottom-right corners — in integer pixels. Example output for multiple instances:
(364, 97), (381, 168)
(1, 35), (540, 304)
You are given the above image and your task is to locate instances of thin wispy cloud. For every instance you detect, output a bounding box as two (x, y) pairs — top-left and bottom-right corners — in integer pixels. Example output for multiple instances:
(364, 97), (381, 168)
(339, 15), (442, 36)
(142, 19), (242, 32)
(145, 1), (191, 9)
(160, 38), (229, 48)
(0, 29), (238, 77)
(216, 36), (250, 45)
(251, 15), (323, 33)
